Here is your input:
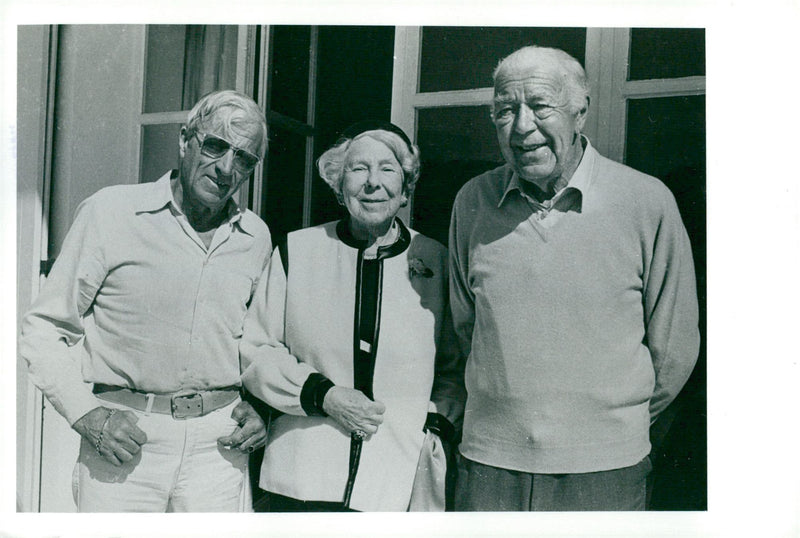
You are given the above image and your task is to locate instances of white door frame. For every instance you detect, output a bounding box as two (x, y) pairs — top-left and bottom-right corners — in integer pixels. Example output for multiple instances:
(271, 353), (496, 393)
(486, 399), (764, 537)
(17, 24), (58, 513)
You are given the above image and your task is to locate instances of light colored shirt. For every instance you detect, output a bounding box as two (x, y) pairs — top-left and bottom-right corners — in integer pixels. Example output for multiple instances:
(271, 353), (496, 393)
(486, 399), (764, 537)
(498, 146), (591, 228)
(449, 140), (700, 474)
(20, 172), (272, 425)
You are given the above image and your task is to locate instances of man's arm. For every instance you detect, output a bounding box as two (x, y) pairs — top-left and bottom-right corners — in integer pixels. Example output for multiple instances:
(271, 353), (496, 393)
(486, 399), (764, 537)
(428, 269), (466, 442)
(643, 191), (701, 422)
(448, 194), (476, 364)
(20, 196), (109, 425)
(19, 196), (148, 465)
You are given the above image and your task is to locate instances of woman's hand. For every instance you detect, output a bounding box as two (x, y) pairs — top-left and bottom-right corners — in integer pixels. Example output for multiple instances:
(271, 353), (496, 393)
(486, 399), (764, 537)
(322, 386), (385, 436)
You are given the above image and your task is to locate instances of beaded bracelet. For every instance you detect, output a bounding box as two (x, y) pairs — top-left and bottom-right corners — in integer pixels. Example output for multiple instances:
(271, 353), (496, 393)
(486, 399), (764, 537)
(95, 408), (117, 454)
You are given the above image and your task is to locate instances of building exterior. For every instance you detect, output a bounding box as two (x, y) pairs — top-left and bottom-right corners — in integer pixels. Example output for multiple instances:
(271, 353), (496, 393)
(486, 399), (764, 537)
(17, 25), (706, 511)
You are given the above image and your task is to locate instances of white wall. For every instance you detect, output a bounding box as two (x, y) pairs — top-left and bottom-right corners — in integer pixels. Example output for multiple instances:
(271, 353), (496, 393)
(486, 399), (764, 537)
(49, 25), (144, 254)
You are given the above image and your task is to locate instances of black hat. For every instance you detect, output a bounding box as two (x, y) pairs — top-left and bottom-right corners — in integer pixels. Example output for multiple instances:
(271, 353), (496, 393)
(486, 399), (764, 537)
(339, 120), (414, 153)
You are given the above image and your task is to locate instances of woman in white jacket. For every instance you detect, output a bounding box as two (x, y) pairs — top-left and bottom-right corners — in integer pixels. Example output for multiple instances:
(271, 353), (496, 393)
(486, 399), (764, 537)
(240, 121), (465, 512)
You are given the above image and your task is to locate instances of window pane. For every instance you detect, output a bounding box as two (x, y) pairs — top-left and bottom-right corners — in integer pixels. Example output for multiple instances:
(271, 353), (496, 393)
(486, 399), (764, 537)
(144, 25), (239, 113)
(144, 26), (187, 113)
(628, 28), (705, 80)
(270, 26), (311, 122)
(262, 126), (306, 239)
(625, 95), (705, 193)
(314, 26), (395, 151)
(140, 123), (182, 183)
(420, 27), (587, 93)
(413, 106), (504, 245)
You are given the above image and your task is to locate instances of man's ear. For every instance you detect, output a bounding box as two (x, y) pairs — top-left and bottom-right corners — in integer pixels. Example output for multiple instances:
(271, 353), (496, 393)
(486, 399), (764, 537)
(179, 127), (188, 158)
(575, 96), (590, 132)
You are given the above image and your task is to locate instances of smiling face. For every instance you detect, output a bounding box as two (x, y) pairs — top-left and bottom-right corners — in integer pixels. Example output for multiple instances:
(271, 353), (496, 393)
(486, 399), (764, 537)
(493, 51), (588, 191)
(340, 136), (407, 238)
(177, 108), (263, 215)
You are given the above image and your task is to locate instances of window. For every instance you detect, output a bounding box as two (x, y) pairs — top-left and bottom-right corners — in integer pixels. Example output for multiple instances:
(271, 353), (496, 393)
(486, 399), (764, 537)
(139, 25), (243, 183)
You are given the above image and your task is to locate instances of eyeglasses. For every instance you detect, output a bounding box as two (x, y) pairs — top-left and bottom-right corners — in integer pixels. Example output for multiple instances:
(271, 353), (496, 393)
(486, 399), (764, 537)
(193, 132), (261, 172)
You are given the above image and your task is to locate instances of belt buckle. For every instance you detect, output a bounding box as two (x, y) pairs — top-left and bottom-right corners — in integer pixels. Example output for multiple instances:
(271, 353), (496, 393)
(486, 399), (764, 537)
(171, 393), (203, 419)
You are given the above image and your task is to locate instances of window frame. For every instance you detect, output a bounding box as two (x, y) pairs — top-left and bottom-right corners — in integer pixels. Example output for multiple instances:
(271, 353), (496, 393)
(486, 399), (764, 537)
(390, 26), (706, 223)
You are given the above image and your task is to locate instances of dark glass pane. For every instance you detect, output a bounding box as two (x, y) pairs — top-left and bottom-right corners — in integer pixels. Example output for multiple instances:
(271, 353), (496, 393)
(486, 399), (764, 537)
(144, 25), (239, 113)
(413, 106), (504, 245)
(625, 96), (705, 199)
(140, 123), (182, 183)
(629, 28), (705, 80)
(420, 27), (587, 93)
(144, 26), (187, 113)
(625, 95), (706, 511)
(262, 127), (306, 240)
(310, 26), (395, 228)
(270, 26), (311, 122)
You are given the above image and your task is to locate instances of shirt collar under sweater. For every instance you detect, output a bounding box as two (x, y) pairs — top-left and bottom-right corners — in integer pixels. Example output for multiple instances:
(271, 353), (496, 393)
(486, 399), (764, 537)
(498, 136), (597, 211)
(134, 170), (256, 236)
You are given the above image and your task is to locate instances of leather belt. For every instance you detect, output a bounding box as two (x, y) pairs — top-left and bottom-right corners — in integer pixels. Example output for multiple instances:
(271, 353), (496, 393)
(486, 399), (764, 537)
(93, 384), (240, 419)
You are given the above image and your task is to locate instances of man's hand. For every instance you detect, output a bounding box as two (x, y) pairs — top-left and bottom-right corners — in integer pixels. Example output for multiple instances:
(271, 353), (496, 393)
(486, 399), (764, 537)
(322, 386), (385, 436)
(217, 400), (267, 453)
(73, 407), (147, 466)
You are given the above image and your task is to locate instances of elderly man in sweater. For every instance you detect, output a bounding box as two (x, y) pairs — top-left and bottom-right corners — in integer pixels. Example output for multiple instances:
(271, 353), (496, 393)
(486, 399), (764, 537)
(449, 45), (700, 511)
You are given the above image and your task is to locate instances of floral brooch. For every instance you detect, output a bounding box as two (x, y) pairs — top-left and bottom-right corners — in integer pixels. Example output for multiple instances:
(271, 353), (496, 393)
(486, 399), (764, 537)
(408, 257), (434, 278)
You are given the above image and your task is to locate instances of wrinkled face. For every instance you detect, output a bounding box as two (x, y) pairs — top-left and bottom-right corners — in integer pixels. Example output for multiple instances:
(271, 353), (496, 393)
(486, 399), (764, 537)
(341, 136), (406, 233)
(178, 109), (262, 213)
(493, 57), (587, 190)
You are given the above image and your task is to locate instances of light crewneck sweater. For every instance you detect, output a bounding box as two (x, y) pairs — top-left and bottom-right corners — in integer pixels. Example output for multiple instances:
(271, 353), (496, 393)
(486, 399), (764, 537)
(449, 141), (699, 474)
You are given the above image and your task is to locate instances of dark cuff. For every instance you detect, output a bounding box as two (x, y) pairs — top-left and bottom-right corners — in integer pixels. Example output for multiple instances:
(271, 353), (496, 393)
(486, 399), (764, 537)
(300, 373), (335, 417)
(423, 412), (456, 443)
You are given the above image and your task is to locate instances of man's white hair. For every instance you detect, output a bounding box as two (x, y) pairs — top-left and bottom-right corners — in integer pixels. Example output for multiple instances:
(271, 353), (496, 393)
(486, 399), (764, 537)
(185, 90), (269, 158)
(493, 46), (590, 114)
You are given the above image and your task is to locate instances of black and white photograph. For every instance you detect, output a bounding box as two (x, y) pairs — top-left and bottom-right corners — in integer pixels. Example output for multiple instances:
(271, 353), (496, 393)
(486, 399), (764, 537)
(3, 2), (799, 537)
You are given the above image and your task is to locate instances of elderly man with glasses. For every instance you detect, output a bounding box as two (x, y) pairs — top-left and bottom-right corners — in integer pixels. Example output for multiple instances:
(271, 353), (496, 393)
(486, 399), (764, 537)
(20, 90), (272, 512)
(449, 46), (700, 511)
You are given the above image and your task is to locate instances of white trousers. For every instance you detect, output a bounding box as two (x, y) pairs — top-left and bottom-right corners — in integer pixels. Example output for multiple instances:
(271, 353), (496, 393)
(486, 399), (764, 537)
(73, 398), (250, 512)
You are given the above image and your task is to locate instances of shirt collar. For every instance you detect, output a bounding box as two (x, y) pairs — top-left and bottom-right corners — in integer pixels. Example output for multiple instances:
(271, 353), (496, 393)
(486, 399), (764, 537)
(498, 136), (597, 208)
(135, 170), (254, 235)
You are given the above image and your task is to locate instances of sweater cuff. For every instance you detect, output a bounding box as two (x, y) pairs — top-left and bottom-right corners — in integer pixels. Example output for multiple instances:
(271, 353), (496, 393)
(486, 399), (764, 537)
(423, 412), (456, 443)
(300, 373), (334, 416)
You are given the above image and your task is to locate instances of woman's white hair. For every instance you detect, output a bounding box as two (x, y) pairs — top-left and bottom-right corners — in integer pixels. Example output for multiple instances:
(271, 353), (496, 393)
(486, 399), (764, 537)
(317, 129), (421, 202)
